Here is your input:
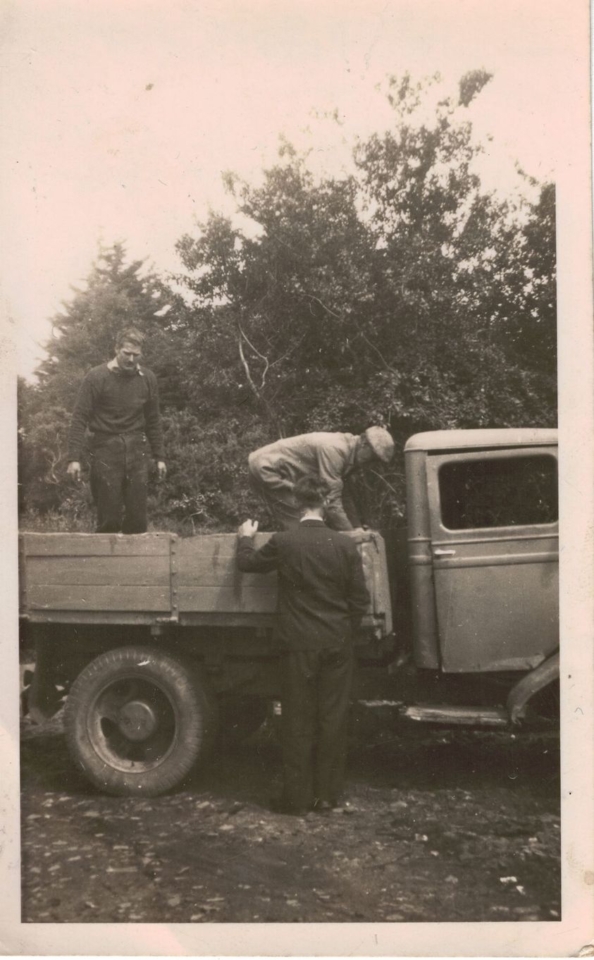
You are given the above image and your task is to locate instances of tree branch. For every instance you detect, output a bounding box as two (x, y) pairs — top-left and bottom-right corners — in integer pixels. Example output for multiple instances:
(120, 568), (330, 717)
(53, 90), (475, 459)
(299, 292), (394, 372)
(47, 439), (63, 485)
(356, 330), (394, 371)
(300, 292), (343, 320)
(269, 333), (306, 367)
(367, 469), (403, 495)
(238, 324), (270, 390)
(238, 335), (262, 399)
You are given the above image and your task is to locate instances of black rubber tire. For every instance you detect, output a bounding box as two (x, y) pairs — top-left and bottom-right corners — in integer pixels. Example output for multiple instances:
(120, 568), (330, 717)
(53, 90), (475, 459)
(64, 646), (218, 797)
(218, 696), (269, 745)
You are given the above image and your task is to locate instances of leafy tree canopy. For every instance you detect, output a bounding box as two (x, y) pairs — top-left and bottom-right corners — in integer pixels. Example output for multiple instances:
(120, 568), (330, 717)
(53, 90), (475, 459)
(20, 73), (556, 533)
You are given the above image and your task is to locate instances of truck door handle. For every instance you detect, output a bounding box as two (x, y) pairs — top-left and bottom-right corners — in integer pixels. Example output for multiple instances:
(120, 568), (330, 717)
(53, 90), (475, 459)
(433, 548), (456, 557)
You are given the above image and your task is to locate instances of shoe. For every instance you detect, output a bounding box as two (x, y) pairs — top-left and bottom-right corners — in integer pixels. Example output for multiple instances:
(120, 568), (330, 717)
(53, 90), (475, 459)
(313, 797), (355, 814)
(269, 797), (310, 816)
(312, 798), (338, 813)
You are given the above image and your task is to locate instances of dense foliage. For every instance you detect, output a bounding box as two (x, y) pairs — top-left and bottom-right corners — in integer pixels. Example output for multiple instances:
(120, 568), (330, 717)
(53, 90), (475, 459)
(19, 73), (556, 534)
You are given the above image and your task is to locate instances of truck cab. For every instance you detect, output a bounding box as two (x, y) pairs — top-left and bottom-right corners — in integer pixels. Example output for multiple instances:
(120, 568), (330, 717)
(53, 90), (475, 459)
(397, 428), (559, 726)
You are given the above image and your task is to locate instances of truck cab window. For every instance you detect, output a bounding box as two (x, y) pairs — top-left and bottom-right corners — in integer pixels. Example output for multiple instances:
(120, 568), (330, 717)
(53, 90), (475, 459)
(438, 454), (558, 530)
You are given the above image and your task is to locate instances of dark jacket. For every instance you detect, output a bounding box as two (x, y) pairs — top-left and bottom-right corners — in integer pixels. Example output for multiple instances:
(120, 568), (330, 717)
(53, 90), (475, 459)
(67, 362), (164, 461)
(236, 519), (369, 650)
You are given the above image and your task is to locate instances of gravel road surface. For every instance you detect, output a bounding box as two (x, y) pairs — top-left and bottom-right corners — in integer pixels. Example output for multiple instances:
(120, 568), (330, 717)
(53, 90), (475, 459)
(21, 714), (560, 924)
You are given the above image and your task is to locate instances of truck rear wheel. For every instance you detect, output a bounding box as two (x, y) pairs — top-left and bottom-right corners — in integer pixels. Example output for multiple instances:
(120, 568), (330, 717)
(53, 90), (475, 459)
(64, 646), (218, 797)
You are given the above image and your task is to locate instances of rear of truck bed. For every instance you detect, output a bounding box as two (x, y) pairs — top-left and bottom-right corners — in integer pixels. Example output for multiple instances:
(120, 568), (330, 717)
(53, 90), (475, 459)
(19, 530), (392, 635)
(19, 529), (394, 797)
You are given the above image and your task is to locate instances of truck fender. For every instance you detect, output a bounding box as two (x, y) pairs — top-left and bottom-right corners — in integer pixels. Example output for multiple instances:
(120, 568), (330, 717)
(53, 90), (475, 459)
(506, 650), (560, 725)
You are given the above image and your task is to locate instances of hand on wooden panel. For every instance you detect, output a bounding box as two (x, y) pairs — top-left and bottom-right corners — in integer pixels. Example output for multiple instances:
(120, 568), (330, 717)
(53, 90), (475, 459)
(66, 461), (81, 482)
(351, 526), (373, 543)
(238, 519), (259, 539)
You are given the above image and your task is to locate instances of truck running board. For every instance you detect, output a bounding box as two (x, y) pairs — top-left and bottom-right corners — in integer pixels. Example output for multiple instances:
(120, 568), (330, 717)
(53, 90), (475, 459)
(400, 704), (509, 727)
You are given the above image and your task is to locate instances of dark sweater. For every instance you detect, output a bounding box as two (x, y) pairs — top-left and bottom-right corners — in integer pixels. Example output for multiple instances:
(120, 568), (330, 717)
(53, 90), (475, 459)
(236, 519), (369, 650)
(67, 363), (165, 461)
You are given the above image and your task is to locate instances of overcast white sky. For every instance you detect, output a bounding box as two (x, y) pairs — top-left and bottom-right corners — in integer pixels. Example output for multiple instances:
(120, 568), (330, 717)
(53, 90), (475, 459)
(0, 0), (577, 377)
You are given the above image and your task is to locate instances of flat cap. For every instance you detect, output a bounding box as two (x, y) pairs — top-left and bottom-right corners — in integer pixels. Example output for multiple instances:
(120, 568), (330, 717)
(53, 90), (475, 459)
(365, 426), (395, 463)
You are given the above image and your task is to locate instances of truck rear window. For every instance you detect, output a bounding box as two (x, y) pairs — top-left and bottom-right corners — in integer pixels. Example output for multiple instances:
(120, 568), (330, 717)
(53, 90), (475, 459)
(439, 454), (558, 530)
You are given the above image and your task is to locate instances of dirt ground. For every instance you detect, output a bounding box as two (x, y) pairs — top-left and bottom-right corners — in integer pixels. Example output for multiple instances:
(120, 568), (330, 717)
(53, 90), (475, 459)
(21, 712), (560, 924)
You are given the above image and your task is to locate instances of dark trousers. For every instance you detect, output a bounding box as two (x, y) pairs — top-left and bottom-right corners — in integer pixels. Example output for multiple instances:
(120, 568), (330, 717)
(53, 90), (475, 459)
(280, 646), (354, 809)
(248, 469), (362, 531)
(90, 434), (149, 534)
(248, 471), (300, 530)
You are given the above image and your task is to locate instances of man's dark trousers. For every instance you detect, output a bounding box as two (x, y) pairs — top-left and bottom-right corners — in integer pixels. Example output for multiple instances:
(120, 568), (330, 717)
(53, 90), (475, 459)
(281, 646), (354, 810)
(236, 519), (369, 811)
(90, 434), (149, 533)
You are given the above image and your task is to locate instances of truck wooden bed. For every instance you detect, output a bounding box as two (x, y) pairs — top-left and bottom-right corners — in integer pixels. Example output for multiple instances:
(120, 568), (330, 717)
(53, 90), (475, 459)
(19, 530), (392, 634)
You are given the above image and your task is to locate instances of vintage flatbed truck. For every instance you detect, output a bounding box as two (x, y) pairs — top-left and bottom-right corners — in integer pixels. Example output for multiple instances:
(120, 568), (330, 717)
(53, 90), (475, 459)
(19, 429), (560, 796)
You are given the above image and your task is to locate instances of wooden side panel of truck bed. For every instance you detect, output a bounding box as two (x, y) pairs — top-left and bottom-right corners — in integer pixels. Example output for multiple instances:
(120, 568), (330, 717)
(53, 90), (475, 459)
(177, 535), (277, 616)
(19, 533), (174, 623)
(19, 531), (392, 635)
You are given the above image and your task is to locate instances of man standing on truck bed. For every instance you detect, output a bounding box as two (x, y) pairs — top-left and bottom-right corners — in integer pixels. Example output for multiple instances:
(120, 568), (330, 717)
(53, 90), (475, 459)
(248, 427), (394, 531)
(237, 476), (369, 816)
(66, 327), (166, 534)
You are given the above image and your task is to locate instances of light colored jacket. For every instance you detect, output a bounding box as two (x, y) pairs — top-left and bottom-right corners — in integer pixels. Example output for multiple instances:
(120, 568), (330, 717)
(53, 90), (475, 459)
(248, 432), (360, 530)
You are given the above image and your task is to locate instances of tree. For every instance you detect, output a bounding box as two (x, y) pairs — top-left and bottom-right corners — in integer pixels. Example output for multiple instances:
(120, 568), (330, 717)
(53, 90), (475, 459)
(173, 73), (556, 526)
(490, 182), (556, 379)
(20, 73), (557, 533)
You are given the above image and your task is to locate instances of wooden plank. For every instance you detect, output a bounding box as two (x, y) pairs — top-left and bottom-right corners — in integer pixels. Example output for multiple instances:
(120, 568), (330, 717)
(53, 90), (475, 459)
(24, 611), (169, 625)
(27, 556), (170, 587)
(177, 534), (274, 590)
(28, 584), (171, 612)
(178, 533), (272, 560)
(178, 612), (275, 628)
(21, 532), (174, 557)
(178, 563), (277, 587)
(177, 541), (239, 570)
(178, 585), (277, 613)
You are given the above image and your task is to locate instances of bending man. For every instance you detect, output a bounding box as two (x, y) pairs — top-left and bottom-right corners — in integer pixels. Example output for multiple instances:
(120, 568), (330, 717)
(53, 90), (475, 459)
(248, 427), (394, 530)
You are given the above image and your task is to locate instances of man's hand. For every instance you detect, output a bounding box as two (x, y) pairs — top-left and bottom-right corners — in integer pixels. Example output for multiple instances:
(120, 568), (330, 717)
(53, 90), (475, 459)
(238, 519), (259, 538)
(66, 461), (81, 482)
(156, 461), (167, 480)
(351, 526), (372, 541)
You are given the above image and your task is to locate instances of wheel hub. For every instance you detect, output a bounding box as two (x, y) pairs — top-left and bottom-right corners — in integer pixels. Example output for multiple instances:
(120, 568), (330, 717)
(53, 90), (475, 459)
(117, 700), (158, 741)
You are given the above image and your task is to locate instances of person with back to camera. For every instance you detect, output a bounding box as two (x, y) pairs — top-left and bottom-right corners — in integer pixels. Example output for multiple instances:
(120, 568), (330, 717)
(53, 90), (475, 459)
(236, 475), (370, 816)
(247, 426), (395, 531)
(66, 327), (166, 534)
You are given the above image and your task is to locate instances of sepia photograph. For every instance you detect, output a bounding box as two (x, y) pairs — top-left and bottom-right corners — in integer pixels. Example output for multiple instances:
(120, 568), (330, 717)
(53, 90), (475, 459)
(0, 0), (592, 955)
